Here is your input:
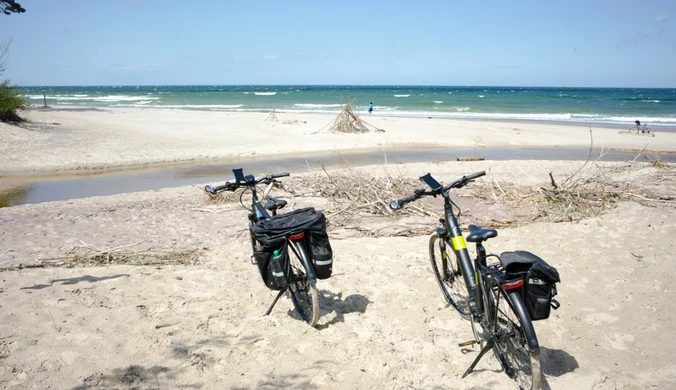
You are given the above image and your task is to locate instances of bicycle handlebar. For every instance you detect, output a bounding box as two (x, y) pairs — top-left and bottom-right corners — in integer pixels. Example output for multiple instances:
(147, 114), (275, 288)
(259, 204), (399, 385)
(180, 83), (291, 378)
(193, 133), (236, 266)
(204, 170), (290, 194)
(390, 171), (486, 210)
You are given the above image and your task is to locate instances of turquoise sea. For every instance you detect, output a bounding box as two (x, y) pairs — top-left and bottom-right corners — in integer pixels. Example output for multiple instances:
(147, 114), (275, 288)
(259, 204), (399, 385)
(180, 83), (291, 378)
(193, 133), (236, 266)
(20, 85), (676, 129)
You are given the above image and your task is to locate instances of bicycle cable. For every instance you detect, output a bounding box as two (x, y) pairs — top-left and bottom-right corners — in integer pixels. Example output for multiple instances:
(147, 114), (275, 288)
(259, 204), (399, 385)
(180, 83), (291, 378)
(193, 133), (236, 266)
(238, 188), (249, 210)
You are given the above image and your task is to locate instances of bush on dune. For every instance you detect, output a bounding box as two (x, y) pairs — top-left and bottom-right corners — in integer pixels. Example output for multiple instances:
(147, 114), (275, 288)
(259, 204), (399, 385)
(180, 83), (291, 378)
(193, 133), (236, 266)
(0, 79), (26, 122)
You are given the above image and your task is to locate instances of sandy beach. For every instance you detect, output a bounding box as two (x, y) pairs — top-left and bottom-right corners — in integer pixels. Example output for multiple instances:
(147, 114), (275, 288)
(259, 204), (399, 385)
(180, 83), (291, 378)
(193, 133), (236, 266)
(1, 107), (676, 389)
(2, 107), (675, 175)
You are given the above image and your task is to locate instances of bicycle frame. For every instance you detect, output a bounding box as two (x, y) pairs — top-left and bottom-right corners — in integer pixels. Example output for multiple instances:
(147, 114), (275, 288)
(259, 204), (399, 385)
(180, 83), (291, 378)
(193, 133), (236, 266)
(243, 176), (317, 284)
(430, 181), (541, 356)
(437, 192), (481, 306)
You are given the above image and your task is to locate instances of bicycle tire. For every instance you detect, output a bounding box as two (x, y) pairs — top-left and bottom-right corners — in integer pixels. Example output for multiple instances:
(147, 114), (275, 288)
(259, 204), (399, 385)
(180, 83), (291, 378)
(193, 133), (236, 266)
(429, 233), (471, 317)
(287, 241), (320, 327)
(483, 275), (542, 390)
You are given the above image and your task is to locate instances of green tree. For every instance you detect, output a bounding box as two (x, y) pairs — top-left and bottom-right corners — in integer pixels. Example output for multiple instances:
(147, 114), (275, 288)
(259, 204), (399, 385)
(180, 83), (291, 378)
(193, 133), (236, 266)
(0, 39), (26, 122)
(1, 1), (25, 15)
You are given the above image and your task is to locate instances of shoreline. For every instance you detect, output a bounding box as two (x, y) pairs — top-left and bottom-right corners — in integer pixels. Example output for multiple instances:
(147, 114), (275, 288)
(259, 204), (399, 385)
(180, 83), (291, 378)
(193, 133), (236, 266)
(2, 106), (675, 177)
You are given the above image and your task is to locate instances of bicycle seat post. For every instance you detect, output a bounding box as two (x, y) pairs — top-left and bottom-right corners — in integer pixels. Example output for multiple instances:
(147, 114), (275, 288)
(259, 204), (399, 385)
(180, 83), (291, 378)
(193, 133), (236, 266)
(475, 243), (487, 266)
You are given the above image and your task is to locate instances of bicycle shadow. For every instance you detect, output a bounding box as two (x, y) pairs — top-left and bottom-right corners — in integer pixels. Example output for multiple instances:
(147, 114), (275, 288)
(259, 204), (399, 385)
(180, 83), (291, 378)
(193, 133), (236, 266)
(20, 274), (130, 290)
(312, 290), (372, 330)
(457, 346), (579, 386)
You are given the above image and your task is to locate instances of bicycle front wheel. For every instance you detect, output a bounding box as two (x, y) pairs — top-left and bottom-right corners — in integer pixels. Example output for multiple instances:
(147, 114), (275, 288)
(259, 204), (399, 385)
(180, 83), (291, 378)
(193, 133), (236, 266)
(485, 277), (542, 389)
(429, 234), (471, 317)
(287, 241), (320, 327)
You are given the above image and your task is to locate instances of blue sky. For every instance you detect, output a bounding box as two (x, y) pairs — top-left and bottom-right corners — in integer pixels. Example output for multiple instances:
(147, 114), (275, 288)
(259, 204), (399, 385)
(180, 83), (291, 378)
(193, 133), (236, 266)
(1, 0), (675, 87)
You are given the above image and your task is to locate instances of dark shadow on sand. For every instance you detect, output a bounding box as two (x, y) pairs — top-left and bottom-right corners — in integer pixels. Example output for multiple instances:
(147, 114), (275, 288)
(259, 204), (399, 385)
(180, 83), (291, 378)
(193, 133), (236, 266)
(312, 291), (372, 330)
(21, 274), (130, 290)
(72, 364), (200, 390)
(540, 347), (579, 376)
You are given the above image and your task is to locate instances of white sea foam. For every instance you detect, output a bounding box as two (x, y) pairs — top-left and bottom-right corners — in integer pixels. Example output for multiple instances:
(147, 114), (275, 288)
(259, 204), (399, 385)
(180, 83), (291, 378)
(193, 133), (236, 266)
(254, 92), (277, 96)
(433, 101), (444, 104)
(394, 94), (410, 97)
(294, 103), (342, 108)
(478, 95), (484, 98)
(51, 95), (160, 102)
(111, 104), (244, 109)
(641, 100), (660, 103)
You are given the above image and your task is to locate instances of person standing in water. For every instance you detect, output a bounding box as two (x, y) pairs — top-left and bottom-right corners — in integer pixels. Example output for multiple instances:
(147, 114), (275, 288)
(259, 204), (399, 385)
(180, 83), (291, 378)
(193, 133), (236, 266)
(368, 102), (373, 114)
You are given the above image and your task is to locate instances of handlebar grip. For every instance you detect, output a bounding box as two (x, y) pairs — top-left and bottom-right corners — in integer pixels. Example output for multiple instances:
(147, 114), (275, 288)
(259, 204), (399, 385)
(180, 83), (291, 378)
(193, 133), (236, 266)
(465, 171), (486, 181)
(391, 190), (423, 209)
(211, 183), (230, 193)
(206, 181), (237, 194)
(271, 172), (290, 179)
(399, 194), (418, 206)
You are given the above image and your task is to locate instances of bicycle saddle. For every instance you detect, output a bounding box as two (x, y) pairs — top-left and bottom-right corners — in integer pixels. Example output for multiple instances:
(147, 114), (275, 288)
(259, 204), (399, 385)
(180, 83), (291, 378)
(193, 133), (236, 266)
(466, 224), (498, 243)
(264, 197), (288, 211)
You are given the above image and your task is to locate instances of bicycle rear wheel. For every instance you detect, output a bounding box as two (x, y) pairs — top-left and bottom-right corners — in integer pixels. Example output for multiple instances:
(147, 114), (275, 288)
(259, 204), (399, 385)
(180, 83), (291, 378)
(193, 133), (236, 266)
(429, 234), (471, 317)
(484, 276), (542, 389)
(287, 241), (320, 327)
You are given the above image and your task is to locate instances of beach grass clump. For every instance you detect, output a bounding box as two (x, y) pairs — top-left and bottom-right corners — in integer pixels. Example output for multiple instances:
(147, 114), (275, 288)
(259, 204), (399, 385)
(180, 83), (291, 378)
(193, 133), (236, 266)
(0, 80), (26, 122)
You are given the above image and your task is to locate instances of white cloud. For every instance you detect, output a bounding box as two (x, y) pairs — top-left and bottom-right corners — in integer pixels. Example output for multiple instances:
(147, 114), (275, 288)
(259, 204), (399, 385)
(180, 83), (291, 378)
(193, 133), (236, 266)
(232, 55), (278, 61)
(655, 12), (668, 35)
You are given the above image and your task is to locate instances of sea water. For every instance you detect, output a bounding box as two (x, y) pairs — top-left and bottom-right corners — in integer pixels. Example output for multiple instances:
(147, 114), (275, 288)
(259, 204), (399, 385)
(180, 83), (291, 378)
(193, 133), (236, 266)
(19, 85), (676, 129)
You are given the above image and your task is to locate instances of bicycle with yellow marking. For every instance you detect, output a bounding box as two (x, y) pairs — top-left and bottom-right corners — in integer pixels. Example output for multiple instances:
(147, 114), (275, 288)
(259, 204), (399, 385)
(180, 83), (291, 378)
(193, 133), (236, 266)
(391, 171), (550, 389)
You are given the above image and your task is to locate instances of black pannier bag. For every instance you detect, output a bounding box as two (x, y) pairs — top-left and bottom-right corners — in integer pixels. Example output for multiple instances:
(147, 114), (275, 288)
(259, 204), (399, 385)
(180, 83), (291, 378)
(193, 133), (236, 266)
(500, 250), (561, 321)
(308, 229), (333, 279)
(250, 207), (333, 286)
(253, 241), (291, 290)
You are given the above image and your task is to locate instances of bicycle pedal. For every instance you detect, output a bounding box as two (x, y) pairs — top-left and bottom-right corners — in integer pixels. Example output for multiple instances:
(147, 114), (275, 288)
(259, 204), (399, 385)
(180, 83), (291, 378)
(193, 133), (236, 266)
(458, 340), (478, 347)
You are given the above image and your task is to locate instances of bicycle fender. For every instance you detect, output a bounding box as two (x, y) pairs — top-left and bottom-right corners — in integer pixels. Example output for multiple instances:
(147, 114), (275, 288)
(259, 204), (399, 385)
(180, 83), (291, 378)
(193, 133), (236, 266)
(291, 241), (317, 285)
(506, 291), (540, 354)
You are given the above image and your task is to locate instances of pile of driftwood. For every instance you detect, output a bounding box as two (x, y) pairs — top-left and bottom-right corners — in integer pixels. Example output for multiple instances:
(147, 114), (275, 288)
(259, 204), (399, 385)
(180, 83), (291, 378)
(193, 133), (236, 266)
(265, 109), (278, 122)
(328, 101), (370, 133)
(283, 166), (435, 228)
(470, 157), (675, 226)
(31, 240), (200, 268)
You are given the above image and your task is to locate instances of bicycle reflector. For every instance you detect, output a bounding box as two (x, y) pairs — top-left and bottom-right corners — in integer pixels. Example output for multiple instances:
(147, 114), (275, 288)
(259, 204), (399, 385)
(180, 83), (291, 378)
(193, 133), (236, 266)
(289, 232), (305, 241)
(502, 279), (524, 291)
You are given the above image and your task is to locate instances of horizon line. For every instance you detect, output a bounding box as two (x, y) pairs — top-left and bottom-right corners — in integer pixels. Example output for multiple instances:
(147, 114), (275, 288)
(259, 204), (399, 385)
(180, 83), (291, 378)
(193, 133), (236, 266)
(15, 83), (676, 89)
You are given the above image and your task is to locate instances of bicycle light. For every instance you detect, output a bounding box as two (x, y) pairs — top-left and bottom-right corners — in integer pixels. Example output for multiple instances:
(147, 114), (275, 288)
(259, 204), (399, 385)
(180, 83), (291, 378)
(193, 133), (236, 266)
(389, 201), (399, 209)
(204, 185), (212, 193)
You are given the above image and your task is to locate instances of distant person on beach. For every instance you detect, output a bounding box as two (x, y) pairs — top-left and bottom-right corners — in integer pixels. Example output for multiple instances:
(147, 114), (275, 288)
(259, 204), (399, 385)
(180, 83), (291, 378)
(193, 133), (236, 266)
(368, 102), (373, 114)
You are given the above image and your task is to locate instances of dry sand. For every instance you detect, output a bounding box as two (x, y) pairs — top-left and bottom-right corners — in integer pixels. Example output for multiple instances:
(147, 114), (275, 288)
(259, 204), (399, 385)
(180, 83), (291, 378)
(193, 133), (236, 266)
(1, 107), (675, 175)
(1, 108), (676, 389)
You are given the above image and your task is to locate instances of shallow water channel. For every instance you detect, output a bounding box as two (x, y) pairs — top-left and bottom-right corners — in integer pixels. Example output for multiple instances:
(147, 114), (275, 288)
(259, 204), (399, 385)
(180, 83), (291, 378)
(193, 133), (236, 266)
(1, 147), (673, 208)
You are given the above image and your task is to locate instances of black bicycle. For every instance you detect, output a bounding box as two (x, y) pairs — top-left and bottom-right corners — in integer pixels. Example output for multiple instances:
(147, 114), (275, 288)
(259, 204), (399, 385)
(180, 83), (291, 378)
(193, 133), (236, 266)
(205, 168), (321, 326)
(391, 171), (559, 389)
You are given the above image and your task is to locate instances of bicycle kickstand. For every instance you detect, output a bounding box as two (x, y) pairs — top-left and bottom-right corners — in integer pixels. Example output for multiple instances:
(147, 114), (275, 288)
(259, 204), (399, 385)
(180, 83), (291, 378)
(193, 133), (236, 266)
(263, 288), (287, 316)
(461, 336), (495, 378)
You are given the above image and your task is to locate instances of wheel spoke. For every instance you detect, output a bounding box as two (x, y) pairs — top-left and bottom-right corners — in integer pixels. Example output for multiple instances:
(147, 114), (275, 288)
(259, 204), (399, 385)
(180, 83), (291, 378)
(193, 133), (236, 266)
(489, 286), (541, 389)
